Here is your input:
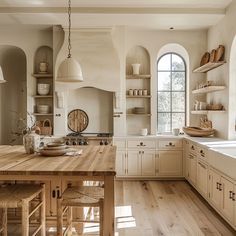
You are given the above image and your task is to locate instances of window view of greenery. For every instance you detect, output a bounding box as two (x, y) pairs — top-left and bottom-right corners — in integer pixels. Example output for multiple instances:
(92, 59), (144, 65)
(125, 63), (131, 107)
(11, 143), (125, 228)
(157, 53), (186, 133)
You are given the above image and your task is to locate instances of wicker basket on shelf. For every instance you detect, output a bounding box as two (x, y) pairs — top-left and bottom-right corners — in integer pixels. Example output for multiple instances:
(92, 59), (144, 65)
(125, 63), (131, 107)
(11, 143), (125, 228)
(37, 119), (52, 136)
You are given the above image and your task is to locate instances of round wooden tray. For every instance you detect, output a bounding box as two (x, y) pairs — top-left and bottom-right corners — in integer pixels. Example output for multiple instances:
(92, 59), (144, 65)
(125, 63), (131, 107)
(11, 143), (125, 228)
(183, 126), (215, 137)
(200, 52), (210, 66)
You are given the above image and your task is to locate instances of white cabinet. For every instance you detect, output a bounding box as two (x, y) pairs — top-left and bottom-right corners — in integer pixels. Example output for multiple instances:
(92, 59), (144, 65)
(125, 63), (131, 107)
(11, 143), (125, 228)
(141, 150), (156, 176)
(197, 160), (208, 198)
(209, 169), (235, 224)
(126, 150), (141, 176)
(116, 150), (126, 176)
(158, 150), (183, 176)
(188, 153), (197, 186)
(126, 149), (156, 177)
(221, 177), (234, 222)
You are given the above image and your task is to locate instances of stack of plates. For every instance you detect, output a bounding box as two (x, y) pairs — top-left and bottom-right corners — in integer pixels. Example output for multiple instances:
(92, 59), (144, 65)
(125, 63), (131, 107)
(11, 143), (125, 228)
(133, 107), (145, 114)
(39, 142), (68, 156)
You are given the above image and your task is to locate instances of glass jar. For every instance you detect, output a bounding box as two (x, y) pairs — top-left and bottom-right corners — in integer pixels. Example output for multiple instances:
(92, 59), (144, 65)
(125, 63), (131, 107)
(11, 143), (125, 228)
(23, 131), (40, 154)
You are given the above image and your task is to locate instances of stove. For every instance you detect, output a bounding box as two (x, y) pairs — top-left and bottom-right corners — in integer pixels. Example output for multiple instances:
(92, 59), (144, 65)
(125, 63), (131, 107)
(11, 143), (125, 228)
(64, 132), (113, 146)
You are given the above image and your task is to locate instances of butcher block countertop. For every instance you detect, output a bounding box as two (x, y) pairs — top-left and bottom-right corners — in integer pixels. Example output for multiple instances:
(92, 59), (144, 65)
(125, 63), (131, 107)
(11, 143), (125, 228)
(0, 145), (116, 176)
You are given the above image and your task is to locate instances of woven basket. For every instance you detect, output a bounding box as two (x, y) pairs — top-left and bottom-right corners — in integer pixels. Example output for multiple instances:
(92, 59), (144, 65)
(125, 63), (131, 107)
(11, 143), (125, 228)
(183, 126), (215, 137)
(40, 119), (52, 136)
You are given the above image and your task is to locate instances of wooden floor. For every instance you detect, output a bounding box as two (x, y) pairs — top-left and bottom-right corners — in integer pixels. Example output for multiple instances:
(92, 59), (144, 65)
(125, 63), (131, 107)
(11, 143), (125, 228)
(115, 180), (236, 236)
(6, 180), (236, 236)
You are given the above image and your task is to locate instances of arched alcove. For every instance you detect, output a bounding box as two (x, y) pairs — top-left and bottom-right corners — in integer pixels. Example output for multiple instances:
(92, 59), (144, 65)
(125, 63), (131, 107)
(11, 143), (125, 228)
(0, 45), (27, 144)
(126, 45), (151, 135)
(228, 36), (236, 139)
(34, 46), (53, 74)
(126, 45), (150, 75)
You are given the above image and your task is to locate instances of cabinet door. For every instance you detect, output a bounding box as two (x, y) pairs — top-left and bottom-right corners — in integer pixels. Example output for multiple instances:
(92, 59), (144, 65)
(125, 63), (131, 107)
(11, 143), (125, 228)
(127, 150), (141, 176)
(209, 169), (221, 209)
(197, 161), (208, 198)
(141, 150), (156, 176)
(188, 154), (197, 186)
(221, 177), (234, 223)
(116, 150), (126, 177)
(159, 150), (183, 176)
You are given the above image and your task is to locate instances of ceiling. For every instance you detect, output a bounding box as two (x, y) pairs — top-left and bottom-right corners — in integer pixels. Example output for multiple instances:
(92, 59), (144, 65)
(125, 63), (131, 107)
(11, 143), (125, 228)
(0, 0), (233, 30)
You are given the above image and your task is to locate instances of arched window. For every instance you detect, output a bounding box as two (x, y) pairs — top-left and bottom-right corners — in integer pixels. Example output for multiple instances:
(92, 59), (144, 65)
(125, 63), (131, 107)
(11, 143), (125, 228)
(157, 53), (186, 133)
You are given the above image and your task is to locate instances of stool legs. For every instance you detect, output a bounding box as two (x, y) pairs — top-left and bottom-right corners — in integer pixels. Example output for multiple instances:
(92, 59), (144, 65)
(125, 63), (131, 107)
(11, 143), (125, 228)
(99, 200), (104, 236)
(21, 200), (29, 236)
(57, 197), (63, 236)
(1, 208), (7, 236)
(67, 207), (73, 236)
(40, 184), (46, 236)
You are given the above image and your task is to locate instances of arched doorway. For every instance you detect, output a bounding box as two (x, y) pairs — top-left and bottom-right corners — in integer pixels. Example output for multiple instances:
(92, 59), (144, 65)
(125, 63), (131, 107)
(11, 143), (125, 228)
(0, 45), (27, 144)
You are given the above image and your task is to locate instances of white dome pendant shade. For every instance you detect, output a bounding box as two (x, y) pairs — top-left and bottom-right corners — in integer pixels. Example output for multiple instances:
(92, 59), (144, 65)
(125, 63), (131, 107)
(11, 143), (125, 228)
(57, 57), (83, 82)
(57, 0), (83, 83)
(0, 66), (6, 83)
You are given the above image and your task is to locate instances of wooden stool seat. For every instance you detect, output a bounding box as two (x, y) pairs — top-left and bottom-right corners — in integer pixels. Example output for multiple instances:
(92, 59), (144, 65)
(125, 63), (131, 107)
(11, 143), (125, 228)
(57, 186), (104, 236)
(0, 184), (46, 236)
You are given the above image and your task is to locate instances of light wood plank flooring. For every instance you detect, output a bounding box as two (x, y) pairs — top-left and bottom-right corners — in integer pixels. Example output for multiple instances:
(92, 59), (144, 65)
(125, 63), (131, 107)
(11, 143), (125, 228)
(115, 180), (236, 236)
(6, 180), (236, 235)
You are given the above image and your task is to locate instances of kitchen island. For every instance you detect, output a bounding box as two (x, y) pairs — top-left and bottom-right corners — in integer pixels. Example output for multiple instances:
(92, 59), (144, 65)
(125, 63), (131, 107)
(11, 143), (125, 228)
(0, 145), (116, 236)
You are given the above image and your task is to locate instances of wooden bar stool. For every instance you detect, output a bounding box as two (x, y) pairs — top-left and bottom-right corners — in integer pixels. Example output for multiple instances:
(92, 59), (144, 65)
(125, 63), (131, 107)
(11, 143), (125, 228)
(0, 184), (46, 236)
(57, 186), (104, 236)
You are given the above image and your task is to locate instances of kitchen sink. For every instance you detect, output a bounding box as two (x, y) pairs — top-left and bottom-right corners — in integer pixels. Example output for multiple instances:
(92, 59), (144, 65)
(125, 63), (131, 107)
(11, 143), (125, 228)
(209, 146), (236, 179)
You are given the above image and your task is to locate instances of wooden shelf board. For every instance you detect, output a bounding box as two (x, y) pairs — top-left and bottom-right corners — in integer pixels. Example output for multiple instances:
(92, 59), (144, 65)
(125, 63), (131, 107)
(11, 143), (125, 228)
(32, 113), (53, 116)
(126, 74), (151, 79)
(192, 86), (226, 94)
(193, 61), (226, 73)
(191, 110), (226, 115)
(33, 95), (53, 98)
(126, 95), (151, 98)
(127, 113), (151, 116)
(32, 73), (53, 78)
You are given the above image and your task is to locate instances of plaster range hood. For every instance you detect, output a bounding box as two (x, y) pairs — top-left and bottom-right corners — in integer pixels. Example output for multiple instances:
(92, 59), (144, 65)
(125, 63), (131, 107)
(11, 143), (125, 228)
(55, 27), (120, 93)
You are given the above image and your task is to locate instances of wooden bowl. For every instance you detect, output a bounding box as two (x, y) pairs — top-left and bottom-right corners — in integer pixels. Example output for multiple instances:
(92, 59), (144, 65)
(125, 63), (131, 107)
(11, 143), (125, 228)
(183, 126), (215, 137)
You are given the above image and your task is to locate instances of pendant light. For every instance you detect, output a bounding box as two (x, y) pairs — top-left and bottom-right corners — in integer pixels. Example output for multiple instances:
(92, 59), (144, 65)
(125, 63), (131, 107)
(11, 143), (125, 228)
(57, 0), (83, 82)
(0, 66), (6, 83)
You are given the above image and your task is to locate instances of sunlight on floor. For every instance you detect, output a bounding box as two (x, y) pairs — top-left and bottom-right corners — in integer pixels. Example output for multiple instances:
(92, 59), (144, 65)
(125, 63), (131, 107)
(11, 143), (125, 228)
(48, 205), (136, 235)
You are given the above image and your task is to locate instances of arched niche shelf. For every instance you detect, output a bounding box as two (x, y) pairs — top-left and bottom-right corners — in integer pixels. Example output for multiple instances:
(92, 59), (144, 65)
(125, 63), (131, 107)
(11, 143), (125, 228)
(125, 45), (151, 135)
(34, 46), (53, 74)
(126, 45), (150, 75)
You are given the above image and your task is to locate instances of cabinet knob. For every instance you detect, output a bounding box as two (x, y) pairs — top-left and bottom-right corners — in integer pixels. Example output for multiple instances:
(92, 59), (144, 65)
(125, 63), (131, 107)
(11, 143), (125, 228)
(55, 113), (61, 117)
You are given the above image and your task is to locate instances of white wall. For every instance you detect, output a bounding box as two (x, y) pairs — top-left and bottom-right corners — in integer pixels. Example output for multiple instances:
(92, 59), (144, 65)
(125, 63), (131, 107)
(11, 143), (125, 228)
(119, 28), (207, 135)
(207, 1), (236, 139)
(0, 25), (53, 142)
(0, 46), (26, 144)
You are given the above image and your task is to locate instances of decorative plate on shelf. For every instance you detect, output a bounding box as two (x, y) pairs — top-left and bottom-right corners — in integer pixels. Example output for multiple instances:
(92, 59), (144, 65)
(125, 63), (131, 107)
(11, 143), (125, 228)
(200, 52), (210, 66)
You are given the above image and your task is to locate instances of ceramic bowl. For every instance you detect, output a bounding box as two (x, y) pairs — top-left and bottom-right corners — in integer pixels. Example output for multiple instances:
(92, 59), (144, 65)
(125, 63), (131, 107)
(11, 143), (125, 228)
(37, 84), (50, 95)
(37, 105), (50, 114)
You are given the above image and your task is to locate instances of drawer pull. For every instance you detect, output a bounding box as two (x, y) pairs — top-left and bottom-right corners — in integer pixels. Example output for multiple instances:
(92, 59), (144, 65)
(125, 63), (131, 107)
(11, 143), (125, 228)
(232, 192), (235, 201)
(52, 190), (56, 198)
(191, 145), (195, 150)
(229, 190), (233, 199)
(219, 183), (222, 191)
(137, 142), (146, 147)
(216, 182), (219, 190)
(165, 142), (175, 147)
(198, 162), (206, 169)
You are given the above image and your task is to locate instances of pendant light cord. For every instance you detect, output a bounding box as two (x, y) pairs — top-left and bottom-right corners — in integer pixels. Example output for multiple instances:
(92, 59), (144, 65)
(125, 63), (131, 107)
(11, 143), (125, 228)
(68, 0), (72, 58)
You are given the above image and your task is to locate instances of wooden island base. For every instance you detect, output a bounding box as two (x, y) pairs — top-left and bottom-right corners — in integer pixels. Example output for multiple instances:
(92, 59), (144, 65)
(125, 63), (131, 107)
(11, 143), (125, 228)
(0, 145), (116, 236)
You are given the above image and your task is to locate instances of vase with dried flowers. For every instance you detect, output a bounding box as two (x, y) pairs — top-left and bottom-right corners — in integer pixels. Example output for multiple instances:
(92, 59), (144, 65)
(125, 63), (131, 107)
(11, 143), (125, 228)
(11, 112), (40, 154)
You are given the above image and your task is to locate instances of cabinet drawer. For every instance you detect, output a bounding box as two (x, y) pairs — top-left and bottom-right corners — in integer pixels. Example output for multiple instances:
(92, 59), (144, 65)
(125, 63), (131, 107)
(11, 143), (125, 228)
(158, 140), (182, 150)
(197, 147), (208, 161)
(127, 140), (156, 149)
(113, 140), (126, 149)
(189, 142), (197, 155)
